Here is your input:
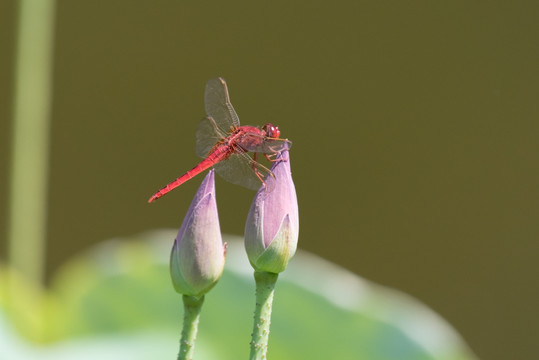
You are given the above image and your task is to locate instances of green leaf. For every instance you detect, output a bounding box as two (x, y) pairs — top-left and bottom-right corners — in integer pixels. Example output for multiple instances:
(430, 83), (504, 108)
(0, 230), (477, 360)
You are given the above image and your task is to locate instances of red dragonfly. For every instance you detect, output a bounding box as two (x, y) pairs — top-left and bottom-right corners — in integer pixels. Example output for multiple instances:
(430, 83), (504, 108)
(148, 77), (292, 203)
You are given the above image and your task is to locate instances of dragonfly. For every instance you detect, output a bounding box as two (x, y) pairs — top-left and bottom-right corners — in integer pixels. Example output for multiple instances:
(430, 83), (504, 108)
(148, 77), (292, 203)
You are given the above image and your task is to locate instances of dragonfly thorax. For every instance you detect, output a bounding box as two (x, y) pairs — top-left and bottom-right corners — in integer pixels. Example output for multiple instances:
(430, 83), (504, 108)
(227, 126), (266, 153)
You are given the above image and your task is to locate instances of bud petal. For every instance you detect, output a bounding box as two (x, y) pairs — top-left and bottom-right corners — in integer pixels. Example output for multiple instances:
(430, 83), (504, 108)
(244, 150), (299, 273)
(170, 170), (225, 297)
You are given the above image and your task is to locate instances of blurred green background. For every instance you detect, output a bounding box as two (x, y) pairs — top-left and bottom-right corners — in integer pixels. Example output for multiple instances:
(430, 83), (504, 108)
(0, 1), (537, 359)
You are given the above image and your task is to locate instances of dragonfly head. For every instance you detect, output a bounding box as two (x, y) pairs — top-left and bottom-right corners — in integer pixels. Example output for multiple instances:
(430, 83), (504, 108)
(263, 123), (280, 139)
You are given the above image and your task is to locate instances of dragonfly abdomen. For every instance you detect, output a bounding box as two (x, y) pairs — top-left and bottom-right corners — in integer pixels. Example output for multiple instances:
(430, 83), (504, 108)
(148, 145), (233, 203)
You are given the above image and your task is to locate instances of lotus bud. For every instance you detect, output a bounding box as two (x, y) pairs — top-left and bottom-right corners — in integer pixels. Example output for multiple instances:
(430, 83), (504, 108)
(170, 170), (225, 297)
(244, 150), (299, 273)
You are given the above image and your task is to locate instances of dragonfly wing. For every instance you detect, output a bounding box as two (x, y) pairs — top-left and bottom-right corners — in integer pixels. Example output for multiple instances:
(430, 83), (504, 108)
(196, 116), (228, 158)
(213, 151), (272, 191)
(253, 138), (293, 154)
(205, 77), (241, 131)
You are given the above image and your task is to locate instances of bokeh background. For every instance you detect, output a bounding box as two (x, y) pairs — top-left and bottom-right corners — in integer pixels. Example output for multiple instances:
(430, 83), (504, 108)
(1, 1), (537, 359)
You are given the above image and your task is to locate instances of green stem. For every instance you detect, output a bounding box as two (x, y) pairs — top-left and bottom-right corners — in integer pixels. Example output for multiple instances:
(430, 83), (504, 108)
(9, 0), (56, 285)
(7, 0), (55, 342)
(249, 271), (279, 360)
(178, 295), (204, 360)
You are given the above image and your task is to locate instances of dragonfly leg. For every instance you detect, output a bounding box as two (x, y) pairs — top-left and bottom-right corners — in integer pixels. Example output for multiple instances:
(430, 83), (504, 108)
(252, 153), (269, 186)
(265, 153), (287, 163)
(265, 153), (279, 162)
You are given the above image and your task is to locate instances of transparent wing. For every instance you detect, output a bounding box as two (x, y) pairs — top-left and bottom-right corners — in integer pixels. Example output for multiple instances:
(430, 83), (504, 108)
(252, 138), (293, 154)
(204, 77), (241, 131)
(214, 151), (273, 191)
(196, 116), (228, 158)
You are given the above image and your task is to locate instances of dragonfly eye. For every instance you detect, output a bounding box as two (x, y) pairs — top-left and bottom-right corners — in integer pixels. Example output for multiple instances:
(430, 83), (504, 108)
(263, 123), (280, 138)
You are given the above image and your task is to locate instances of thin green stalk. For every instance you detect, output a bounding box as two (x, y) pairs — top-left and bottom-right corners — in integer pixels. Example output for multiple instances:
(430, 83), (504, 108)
(249, 271), (278, 360)
(7, 0), (55, 342)
(8, 0), (56, 285)
(178, 295), (205, 360)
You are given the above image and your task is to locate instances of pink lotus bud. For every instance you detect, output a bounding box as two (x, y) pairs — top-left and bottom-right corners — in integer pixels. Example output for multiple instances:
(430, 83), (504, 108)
(170, 170), (225, 297)
(244, 150), (299, 273)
